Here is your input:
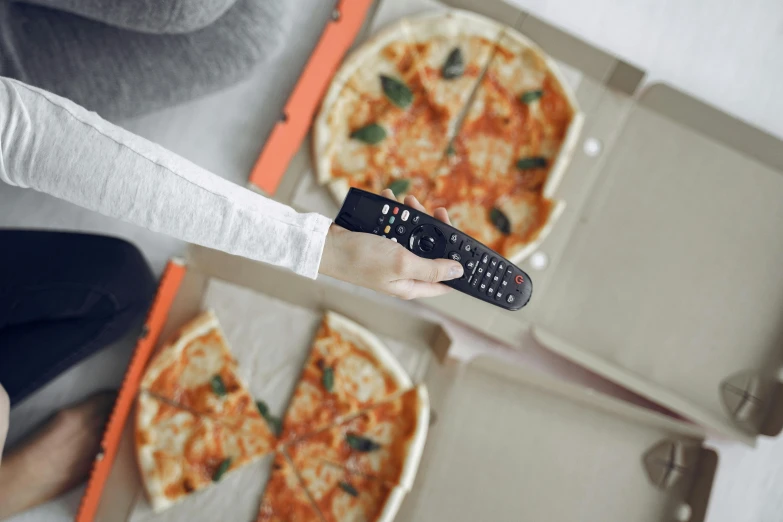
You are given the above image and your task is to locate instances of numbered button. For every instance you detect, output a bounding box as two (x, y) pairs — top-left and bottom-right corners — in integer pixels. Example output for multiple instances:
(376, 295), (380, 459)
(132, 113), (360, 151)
(498, 262), (506, 272)
(493, 274), (500, 283)
(480, 282), (487, 291)
(495, 291), (503, 300)
(488, 287), (496, 297)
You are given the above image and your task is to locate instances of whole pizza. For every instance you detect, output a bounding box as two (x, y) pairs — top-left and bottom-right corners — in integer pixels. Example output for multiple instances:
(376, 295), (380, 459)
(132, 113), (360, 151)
(314, 10), (583, 263)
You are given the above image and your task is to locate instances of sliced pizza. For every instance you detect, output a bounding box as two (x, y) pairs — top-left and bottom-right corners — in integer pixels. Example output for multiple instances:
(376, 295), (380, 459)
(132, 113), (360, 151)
(406, 10), (502, 138)
(280, 311), (412, 444)
(141, 310), (266, 424)
(135, 393), (273, 512)
(256, 453), (323, 522)
(290, 454), (405, 522)
(286, 386), (429, 490)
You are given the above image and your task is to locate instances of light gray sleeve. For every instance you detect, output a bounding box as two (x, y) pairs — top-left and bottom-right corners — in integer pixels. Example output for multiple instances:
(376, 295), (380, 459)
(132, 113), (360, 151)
(0, 77), (332, 279)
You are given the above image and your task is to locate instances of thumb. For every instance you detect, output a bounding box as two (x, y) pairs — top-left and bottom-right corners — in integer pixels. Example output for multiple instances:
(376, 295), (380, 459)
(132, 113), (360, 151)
(404, 256), (464, 283)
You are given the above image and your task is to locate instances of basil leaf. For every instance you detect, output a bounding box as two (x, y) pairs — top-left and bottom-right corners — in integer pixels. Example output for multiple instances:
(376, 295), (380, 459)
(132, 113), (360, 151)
(212, 457), (232, 482)
(446, 143), (456, 156)
(380, 75), (413, 108)
(210, 375), (227, 397)
(441, 48), (464, 79)
(489, 207), (511, 235)
(350, 123), (386, 145)
(345, 433), (381, 452)
(256, 400), (269, 417)
(266, 415), (282, 437)
(322, 366), (335, 393)
(339, 481), (359, 497)
(520, 89), (544, 104)
(516, 156), (547, 170)
(387, 179), (410, 197)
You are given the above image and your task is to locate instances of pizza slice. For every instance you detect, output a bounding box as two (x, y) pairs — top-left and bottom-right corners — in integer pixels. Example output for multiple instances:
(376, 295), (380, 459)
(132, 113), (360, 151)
(141, 310), (265, 424)
(286, 386), (429, 490)
(280, 312), (412, 444)
(255, 453), (323, 522)
(406, 10), (503, 139)
(135, 393), (274, 512)
(289, 453), (405, 522)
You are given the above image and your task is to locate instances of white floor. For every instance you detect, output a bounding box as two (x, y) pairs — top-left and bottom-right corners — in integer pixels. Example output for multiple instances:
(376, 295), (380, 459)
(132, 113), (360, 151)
(2, 0), (783, 520)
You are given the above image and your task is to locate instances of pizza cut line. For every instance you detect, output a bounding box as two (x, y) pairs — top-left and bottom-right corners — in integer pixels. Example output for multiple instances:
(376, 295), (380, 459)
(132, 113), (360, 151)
(135, 309), (429, 522)
(314, 9), (584, 264)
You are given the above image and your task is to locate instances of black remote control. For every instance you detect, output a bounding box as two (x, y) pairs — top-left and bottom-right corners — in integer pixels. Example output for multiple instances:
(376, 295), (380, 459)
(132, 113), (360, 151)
(335, 188), (533, 310)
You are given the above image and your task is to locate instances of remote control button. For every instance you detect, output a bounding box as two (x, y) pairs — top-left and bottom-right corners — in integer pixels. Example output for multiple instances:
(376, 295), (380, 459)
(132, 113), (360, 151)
(389, 216), (395, 224)
(384, 225), (391, 234)
(495, 291), (503, 300)
(476, 266), (484, 275)
(466, 259), (476, 271)
(482, 254), (489, 264)
(382, 204), (390, 215)
(420, 236), (436, 252)
(396, 225), (406, 235)
(501, 278), (509, 287)
(506, 267), (513, 277)
(449, 233), (458, 244)
(391, 237), (398, 243)
(515, 274), (525, 285)
(448, 252), (461, 262)
(490, 257), (498, 268)
(479, 282), (487, 291)
(401, 210), (410, 221)
(506, 294), (515, 304)
(498, 261), (506, 272)
(471, 276), (480, 288)
(393, 207), (399, 215)
(377, 217), (384, 225)
(372, 227), (379, 234)
(493, 274), (500, 282)
(412, 215), (420, 224)
(467, 275), (473, 284)
(488, 287), (495, 297)
(463, 243), (472, 253)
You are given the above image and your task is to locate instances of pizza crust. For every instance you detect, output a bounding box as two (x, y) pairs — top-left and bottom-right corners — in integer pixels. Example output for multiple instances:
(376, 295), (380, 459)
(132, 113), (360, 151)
(396, 385), (429, 491)
(407, 8), (505, 42)
(140, 310), (221, 391)
(327, 179), (351, 206)
(506, 199), (566, 264)
(325, 311), (413, 392)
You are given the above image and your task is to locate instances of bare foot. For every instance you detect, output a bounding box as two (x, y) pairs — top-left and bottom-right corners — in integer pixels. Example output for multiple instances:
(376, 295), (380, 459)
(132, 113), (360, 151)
(0, 391), (116, 519)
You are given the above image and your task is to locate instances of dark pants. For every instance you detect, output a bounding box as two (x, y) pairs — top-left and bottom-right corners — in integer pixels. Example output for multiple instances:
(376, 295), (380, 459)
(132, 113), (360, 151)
(0, 231), (156, 406)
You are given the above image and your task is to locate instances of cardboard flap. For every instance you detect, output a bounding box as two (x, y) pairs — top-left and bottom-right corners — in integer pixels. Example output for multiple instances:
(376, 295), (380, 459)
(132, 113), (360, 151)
(527, 97), (783, 444)
(400, 355), (714, 522)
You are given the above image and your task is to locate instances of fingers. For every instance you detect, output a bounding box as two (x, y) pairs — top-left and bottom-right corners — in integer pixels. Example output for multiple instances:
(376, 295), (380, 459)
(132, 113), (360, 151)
(403, 195), (427, 213)
(433, 207), (452, 225)
(395, 252), (463, 284)
(389, 279), (453, 300)
(380, 188), (396, 201)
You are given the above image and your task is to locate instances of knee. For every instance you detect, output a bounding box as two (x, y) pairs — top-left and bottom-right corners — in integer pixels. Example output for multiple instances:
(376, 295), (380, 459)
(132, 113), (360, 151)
(92, 237), (156, 309)
(160, 0), (241, 34)
(0, 383), (9, 458)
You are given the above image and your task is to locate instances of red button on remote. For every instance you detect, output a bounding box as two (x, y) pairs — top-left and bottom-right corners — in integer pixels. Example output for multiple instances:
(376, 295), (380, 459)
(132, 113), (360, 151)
(393, 207), (399, 215)
(515, 275), (524, 284)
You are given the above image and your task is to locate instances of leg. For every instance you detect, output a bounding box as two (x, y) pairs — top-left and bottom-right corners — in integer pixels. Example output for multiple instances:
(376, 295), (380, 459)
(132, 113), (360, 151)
(13, 0), (242, 34)
(0, 230), (156, 406)
(0, 0), (294, 120)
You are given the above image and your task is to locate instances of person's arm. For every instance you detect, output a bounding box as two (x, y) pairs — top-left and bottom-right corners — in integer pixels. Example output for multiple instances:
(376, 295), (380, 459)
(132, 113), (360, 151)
(0, 76), (330, 279)
(0, 77), (463, 296)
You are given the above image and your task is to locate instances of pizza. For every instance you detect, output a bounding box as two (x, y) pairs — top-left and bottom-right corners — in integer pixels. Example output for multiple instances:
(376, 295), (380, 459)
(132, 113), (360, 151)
(135, 393), (273, 512)
(141, 310), (266, 423)
(286, 386), (429, 490)
(280, 311), (412, 443)
(135, 309), (427, 520)
(314, 10), (583, 263)
(256, 453), (323, 522)
(288, 454), (405, 522)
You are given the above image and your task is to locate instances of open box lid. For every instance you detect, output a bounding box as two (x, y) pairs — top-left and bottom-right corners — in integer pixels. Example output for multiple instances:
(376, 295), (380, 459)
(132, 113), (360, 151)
(249, 0), (783, 445)
(81, 246), (719, 522)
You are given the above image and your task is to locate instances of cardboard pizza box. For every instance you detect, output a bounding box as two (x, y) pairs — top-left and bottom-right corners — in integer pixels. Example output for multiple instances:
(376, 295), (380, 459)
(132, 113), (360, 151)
(247, 0), (783, 446)
(77, 246), (718, 522)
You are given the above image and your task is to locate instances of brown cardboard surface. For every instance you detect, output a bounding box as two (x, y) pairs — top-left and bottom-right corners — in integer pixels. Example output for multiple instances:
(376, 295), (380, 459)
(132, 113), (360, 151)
(281, 0), (783, 445)
(93, 247), (716, 521)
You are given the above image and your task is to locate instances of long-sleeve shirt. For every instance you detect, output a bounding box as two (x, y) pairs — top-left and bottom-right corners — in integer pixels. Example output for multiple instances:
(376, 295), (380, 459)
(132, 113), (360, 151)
(0, 77), (332, 279)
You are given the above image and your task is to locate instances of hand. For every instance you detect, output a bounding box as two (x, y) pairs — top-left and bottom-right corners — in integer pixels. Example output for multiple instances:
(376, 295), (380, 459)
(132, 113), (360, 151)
(319, 189), (463, 299)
